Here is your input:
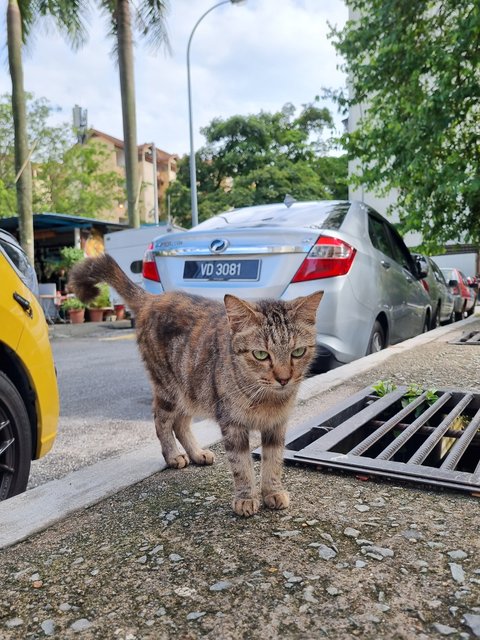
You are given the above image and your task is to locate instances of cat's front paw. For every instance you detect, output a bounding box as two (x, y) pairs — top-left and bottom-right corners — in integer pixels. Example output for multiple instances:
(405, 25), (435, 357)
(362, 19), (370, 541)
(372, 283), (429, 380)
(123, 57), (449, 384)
(167, 453), (190, 469)
(191, 449), (215, 465)
(263, 491), (290, 510)
(232, 497), (260, 517)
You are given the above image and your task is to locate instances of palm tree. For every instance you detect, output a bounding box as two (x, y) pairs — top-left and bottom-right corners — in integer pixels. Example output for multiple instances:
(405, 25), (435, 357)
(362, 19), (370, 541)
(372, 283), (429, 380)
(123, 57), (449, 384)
(99, 0), (170, 228)
(6, 0), (88, 262)
(7, 0), (34, 262)
(7, 0), (169, 247)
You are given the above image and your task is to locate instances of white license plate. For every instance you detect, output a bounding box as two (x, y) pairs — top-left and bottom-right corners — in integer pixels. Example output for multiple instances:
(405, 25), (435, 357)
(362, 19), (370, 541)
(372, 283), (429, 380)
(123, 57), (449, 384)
(183, 259), (260, 281)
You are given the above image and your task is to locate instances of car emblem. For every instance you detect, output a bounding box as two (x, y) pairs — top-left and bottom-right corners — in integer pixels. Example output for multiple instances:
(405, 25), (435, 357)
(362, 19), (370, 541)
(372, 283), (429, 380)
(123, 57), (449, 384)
(210, 239), (229, 254)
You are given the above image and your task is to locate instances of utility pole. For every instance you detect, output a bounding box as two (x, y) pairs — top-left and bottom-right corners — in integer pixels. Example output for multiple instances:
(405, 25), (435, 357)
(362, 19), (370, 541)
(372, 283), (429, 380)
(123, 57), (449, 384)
(151, 143), (159, 225)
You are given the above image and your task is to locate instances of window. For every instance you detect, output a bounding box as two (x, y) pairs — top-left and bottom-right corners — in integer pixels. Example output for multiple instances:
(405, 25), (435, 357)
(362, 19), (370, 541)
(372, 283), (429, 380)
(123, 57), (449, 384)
(431, 260), (446, 284)
(368, 215), (392, 257)
(130, 260), (143, 275)
(0, 236), (38, 294)
(368, 214), (415, 273)
(386, 226), (414, 272)
(0, 238), (30, 279)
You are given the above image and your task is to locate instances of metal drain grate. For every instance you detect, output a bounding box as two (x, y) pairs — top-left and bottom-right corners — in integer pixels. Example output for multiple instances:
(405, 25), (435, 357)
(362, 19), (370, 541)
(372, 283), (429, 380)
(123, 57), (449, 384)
(449, 331), (480, 345)
(257, 386), (480, 494)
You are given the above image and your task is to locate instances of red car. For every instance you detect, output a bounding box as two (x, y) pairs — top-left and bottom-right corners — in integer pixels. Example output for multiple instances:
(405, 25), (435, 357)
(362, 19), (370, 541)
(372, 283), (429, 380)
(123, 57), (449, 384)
(441, 268), (476, 321)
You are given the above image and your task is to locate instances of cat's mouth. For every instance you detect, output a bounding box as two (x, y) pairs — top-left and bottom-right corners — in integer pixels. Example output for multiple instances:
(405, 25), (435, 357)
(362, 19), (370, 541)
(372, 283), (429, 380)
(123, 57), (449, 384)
(260, 380), (299, 392)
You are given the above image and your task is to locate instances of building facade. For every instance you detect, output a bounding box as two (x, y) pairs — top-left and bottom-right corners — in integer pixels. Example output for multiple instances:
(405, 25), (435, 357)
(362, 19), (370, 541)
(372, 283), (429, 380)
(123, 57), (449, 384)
(88, 130), (177, 224)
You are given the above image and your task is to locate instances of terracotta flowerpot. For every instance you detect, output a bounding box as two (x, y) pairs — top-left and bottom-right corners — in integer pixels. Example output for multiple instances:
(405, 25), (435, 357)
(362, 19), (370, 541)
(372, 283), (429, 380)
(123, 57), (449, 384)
(88, 308), (105, 323)
(68, 308), (85, 324)
(114, 304), (126, 320)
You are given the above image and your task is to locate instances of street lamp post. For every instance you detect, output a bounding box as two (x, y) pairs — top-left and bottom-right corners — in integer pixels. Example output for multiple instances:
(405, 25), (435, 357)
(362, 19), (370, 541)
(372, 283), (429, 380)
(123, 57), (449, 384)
(187, 0), (246, 227)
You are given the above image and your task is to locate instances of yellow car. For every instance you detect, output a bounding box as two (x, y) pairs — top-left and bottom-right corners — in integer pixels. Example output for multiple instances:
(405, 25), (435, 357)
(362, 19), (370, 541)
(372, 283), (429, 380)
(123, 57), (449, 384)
(0, 230), (59, 500)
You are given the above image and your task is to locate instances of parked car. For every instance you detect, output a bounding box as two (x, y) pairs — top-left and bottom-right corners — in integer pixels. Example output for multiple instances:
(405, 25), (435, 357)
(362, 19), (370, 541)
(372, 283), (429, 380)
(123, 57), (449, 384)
(413, 254), (455, 328)
(0, 233), (59, 500)
(440, 267), (476, 321)
(142, 200), (431, 371)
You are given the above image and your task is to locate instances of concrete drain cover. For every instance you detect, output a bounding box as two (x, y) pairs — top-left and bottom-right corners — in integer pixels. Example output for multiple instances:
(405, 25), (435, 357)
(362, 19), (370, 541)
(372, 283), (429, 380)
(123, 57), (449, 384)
(449, 331), (480, 345)
(257, 386), (480, 494)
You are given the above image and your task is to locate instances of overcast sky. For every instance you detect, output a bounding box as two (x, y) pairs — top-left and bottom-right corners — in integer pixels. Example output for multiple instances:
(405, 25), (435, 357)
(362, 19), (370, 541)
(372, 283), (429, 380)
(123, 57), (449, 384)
(1, 0), (347, 157)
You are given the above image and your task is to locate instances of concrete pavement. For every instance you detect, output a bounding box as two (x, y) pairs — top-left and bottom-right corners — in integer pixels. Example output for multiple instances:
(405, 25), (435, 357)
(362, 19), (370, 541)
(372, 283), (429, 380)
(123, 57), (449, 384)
(3, 316), (475, 550)
(1, 316), (480, 638)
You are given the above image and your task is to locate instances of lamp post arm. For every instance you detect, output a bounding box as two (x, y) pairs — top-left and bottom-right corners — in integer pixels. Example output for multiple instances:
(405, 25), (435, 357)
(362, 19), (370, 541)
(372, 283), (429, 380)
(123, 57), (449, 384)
(187, 0), (230, 227)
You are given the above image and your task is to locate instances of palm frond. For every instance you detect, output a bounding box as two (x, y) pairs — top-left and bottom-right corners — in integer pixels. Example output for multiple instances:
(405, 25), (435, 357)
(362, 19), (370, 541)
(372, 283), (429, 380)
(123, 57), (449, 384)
(34, 0), (92, 49)
(133, 0), (171, 53)
(17, 0), (37, 43)
(97, 0), (120, 59)
(97, 0), (171, 57)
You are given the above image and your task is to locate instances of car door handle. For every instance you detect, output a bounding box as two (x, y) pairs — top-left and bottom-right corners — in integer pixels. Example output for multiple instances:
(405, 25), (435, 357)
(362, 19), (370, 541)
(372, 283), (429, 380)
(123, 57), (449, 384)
(381, 260), (391, 270)
(13, 292), (33, 318)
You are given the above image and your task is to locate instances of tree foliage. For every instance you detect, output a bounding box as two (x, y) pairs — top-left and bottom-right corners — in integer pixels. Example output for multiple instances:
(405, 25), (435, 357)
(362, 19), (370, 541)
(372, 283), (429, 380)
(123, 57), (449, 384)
(0, 93), (125, 218)
(330, 0), (480, 248)
(6, 0), (91, 262)
(166, 101), (348, 228)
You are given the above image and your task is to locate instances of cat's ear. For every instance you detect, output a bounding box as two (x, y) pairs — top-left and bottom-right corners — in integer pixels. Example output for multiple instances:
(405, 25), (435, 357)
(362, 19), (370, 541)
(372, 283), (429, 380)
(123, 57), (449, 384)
(289, 291), (324, 322)
(224, 294), (260, 332)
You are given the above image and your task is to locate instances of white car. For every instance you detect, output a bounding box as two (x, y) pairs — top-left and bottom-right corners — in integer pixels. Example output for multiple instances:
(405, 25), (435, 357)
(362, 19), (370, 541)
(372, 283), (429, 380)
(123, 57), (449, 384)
(142, 200), (431, 371)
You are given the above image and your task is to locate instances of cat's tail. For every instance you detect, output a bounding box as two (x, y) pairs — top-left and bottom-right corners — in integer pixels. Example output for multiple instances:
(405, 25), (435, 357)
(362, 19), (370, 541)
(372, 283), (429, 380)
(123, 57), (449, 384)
(68, 254), (146, 313)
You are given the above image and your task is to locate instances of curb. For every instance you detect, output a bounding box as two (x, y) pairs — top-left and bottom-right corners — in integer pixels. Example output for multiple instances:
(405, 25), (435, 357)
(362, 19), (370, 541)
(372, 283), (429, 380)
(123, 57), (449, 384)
(48, 319), (133, 339)
(298, 314), (478, 402)
(0, 315), (476, 549)
(0, 421), (221, 549)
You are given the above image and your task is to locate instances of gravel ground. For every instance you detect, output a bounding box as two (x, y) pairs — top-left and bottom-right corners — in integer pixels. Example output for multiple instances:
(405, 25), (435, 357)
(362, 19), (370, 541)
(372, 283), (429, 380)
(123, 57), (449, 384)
(1, 320), (480, 639)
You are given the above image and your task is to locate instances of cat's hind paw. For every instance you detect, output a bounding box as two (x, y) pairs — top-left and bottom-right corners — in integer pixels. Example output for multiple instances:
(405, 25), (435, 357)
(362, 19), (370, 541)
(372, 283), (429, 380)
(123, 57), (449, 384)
(232, 497), (260, 517)
(191, 449), (215, 465)
(263, 491), (290, 510)
(167, 453), (190, 469)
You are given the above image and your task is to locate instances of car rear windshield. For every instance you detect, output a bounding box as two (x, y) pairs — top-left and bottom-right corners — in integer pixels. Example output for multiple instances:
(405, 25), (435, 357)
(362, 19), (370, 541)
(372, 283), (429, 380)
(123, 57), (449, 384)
(196, 202), (350, 231)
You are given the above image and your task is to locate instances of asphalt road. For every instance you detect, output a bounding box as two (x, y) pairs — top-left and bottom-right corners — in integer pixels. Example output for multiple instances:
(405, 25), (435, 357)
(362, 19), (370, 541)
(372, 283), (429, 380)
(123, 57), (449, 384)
(28, 331), (158, 489)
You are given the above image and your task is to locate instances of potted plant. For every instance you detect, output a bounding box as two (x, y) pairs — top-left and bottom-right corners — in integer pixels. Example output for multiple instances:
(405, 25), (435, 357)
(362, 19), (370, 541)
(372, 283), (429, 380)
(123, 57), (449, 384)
(59, 246), (85, 271)
(87, 283), (111, 322)
(113, 303), (126, 320)
(61, 297), (86, 324)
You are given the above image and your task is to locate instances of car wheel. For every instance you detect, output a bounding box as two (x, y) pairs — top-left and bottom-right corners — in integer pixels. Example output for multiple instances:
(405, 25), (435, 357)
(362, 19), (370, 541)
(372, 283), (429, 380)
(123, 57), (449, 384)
(467, 303), (475, 317)
(446, 310), (454, 324)
(455, 302), (466, 322)
(0, 372), (32, 501)
(422, 314), (430, 333)
(431, 305), (441, 330)
(367, 320), (386, 354)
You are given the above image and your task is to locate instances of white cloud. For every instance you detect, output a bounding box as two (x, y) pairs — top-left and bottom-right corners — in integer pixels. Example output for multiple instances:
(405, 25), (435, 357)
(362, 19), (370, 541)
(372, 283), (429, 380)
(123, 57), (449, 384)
(0, 0), (347, 156)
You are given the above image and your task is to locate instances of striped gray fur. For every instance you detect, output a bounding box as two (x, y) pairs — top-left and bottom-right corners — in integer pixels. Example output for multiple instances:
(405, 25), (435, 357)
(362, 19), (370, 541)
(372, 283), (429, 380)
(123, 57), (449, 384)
(69, 254), (323, 517)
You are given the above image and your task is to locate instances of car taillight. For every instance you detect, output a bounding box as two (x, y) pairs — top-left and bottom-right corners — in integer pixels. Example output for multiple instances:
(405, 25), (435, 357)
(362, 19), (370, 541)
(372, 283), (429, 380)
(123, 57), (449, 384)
(421, 279), (430, 293)
(291, 235), (356, 283)
(142, 243), (160, 282)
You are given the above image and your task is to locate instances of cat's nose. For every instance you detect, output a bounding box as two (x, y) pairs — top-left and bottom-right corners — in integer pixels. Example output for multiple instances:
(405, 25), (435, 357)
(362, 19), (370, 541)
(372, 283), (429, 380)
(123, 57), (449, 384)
(276, 377), (290, 386)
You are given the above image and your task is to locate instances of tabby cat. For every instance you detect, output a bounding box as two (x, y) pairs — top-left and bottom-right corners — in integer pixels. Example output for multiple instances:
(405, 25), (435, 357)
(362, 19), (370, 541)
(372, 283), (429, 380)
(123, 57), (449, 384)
(69, 254), (323, 517)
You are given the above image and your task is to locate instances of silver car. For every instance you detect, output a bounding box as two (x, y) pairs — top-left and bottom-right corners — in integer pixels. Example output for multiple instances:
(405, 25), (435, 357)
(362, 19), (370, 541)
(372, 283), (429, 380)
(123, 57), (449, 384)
(143, 200), (431, 371)
(413, 254), (455, 327)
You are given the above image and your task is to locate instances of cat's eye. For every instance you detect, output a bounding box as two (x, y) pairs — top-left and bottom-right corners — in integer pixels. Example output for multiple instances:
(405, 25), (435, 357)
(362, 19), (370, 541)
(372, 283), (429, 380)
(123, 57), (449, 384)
(253, 350), (269, 361)
(291, 347), (307, 358)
